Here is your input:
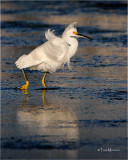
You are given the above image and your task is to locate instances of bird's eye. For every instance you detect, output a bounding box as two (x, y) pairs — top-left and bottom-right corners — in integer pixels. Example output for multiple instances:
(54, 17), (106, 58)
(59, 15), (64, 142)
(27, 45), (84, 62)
(73, 31), (78, 35)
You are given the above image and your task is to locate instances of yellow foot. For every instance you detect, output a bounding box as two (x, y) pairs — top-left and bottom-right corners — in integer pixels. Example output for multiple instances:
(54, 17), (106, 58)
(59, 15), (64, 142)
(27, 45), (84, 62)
(19, 81), (29, 90)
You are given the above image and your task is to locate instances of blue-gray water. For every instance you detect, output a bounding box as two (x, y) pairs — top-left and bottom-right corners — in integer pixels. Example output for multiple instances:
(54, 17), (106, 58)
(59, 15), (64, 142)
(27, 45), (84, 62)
(1, 1), (127, 159)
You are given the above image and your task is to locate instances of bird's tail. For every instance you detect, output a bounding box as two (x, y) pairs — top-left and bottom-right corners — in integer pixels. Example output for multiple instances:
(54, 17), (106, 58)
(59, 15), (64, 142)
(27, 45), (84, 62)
(15, 54), (28, 69)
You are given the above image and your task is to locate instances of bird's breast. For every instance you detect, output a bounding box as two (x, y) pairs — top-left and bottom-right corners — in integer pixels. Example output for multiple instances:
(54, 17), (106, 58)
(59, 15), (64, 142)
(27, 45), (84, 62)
(68, 39), (78, 59)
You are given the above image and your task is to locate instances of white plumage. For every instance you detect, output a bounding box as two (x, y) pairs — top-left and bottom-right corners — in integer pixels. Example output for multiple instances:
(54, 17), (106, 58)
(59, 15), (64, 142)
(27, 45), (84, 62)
(15, 22), (79, 73)
(15, 22), (92, 89)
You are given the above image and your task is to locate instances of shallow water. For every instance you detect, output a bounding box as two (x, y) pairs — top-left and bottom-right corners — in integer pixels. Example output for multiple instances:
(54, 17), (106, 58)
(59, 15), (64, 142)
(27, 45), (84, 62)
(1, 1), (127, 159)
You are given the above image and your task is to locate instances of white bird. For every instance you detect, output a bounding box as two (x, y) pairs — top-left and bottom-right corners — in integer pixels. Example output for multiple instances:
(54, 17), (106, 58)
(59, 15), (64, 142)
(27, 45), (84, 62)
(15, 22), (92, 90)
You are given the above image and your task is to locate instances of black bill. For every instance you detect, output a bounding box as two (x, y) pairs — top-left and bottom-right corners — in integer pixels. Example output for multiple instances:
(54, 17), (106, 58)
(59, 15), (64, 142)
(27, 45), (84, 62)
(77, 33), (93, 40)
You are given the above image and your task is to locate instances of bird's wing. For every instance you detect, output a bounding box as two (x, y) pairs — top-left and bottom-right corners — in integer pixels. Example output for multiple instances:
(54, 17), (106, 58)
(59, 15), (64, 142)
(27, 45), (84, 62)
(44, 29), (69, 61)
(43, 37), (69, 61)
(15, 37), (69, 69)
(45, 29), (56, 41)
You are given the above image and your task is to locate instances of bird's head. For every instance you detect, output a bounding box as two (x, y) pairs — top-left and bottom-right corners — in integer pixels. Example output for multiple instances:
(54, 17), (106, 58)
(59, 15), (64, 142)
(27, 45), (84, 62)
(62, 22), (93, 40)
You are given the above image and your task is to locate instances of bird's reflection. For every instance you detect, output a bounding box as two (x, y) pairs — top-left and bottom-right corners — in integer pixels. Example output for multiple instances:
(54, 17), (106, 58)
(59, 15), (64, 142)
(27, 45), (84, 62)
(21, 89), (48, 109)
(17, 89), (79, 143)
(17, 89), (79, 158)
(42, 89), (47, 106)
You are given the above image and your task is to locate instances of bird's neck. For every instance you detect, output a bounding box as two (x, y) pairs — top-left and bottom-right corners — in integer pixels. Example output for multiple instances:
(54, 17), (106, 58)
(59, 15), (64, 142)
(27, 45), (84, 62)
(65, 36), (78, 58)
(63, 36), (78, 46)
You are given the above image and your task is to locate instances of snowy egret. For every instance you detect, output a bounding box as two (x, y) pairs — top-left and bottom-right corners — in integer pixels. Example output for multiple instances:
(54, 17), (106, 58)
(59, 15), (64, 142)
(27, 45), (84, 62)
(15, 22), (92, 90)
